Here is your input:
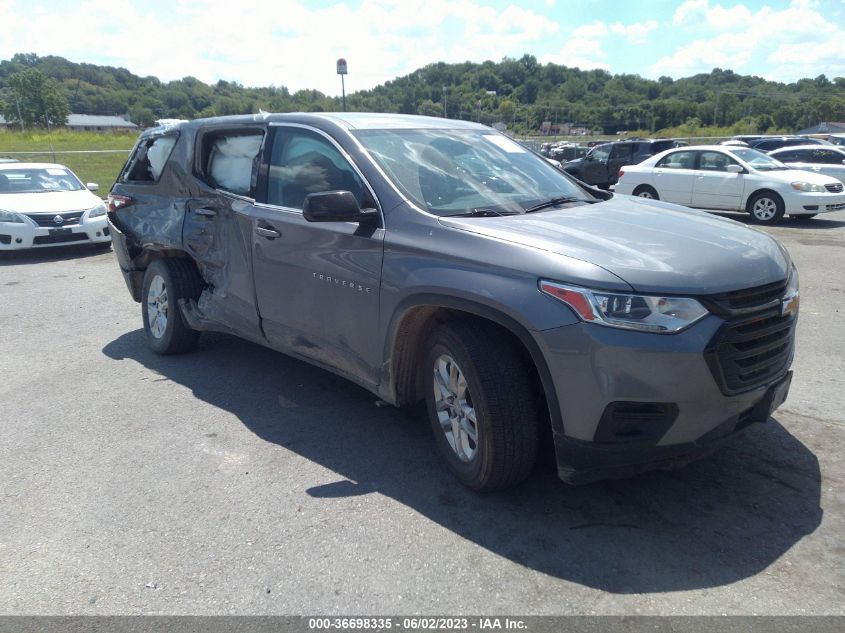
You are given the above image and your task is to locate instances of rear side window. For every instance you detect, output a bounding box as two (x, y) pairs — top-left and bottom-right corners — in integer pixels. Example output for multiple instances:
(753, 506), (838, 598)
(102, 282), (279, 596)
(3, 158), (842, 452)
(656, 150), (696, 169)
(121, 135), (178, 183)
(203, 132), (264, 197)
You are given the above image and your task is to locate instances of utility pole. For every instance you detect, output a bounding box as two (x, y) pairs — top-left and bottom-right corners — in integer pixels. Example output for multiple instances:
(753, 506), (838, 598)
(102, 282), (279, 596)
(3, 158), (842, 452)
(442, 86), (447, 119)
(13, 91), (25, 131)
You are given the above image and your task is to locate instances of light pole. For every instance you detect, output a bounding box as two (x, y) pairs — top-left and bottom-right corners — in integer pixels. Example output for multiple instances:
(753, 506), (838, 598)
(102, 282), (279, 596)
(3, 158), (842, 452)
(336, 58), (348, 112)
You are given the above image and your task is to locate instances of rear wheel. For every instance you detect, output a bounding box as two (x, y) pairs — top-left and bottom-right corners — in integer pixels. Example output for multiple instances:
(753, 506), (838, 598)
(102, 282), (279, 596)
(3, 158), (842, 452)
(141, 258), (203, 355)
(748, 191), (785, 224)
(423, 321), (539, 491)
(632, 185), (659, 200)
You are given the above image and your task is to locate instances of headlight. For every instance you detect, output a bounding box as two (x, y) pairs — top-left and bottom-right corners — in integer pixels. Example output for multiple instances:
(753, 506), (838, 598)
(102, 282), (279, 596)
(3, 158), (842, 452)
(539, 280), (709, 333)
(87, 203), (107, 218)
(791, 181), (826, 192)
(782, 265), (799, 317)
(0, 209), (24, 223)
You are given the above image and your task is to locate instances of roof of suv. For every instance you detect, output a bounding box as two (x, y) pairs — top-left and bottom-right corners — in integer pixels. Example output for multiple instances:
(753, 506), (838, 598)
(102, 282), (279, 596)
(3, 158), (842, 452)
(145, 112), (488, 135)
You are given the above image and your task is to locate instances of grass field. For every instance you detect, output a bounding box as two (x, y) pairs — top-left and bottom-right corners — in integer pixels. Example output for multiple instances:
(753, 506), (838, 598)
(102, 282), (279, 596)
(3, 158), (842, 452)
(0, 130), (137, 196)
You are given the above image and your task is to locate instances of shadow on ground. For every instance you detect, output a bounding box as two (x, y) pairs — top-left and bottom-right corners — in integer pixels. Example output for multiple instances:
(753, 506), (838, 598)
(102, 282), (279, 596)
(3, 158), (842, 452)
(103, 329), (823, 594)
(712, 211), (845, 229)
(0, 243), (111, 266)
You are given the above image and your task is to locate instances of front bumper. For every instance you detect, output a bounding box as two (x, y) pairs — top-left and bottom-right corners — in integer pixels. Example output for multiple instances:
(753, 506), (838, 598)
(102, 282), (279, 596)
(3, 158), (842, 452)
(535, 315), (794, 484)
(0, 216), (111, 250)
(781, 189), (845, 215)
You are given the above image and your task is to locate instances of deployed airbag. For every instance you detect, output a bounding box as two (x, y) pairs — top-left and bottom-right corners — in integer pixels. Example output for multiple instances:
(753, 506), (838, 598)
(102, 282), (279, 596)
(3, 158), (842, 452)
(209, 135), (263, 195)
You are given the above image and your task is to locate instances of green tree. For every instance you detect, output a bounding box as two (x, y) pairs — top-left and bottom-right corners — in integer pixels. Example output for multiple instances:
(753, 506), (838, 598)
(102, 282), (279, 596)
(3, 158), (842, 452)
(417, 99), (442, 117)
(3, 68), (69, 128)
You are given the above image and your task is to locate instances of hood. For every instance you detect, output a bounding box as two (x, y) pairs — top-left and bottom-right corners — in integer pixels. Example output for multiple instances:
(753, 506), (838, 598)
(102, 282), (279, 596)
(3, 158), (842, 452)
(763, 168), (841, 185)
(439, 196), (789, 295)
(0, 190), (102, 214)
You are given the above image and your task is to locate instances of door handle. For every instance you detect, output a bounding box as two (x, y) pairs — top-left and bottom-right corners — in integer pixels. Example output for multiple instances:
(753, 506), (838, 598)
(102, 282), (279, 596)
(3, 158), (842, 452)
(255, 226), (281, 239)
(194, 208), (217, 217)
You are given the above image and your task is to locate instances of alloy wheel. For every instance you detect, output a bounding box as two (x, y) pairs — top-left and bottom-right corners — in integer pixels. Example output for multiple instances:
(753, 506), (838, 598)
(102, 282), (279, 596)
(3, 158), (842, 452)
(432, 354), (478, 462)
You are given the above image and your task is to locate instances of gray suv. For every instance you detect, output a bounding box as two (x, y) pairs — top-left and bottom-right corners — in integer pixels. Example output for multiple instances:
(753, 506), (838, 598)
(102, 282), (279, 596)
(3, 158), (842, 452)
(107, 113), (797, 491)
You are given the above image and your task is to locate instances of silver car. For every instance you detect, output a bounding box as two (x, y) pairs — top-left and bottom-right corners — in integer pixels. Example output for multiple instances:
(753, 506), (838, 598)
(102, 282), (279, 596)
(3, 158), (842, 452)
(767, 145), (845, 185)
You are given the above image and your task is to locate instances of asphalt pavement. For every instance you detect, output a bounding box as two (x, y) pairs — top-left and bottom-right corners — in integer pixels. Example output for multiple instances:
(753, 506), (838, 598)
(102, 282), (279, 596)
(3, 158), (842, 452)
(1, 211), (843, 615)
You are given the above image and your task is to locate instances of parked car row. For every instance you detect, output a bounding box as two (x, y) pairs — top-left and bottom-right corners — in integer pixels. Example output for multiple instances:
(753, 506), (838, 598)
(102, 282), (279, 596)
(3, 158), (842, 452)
(615, 145), (845, 224)
(539, 141), (588, 163)
(561, 138), (689, 188)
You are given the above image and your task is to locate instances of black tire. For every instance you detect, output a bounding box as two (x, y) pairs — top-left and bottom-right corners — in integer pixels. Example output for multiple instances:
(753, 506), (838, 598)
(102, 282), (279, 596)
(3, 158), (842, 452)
(747, 191), (785, 224)
(423, 321), (539, 491)
(141, 258), (203, 355)
(632, 185), (659, 200)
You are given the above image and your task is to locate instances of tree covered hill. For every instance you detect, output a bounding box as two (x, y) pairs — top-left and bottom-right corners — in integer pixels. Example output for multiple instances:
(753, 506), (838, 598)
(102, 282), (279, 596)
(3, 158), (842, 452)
(1, 52), (844, 134)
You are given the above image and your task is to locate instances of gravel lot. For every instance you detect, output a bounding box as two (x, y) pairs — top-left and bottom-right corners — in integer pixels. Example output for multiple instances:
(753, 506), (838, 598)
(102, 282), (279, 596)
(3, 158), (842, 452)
(1, 212), (843, 615)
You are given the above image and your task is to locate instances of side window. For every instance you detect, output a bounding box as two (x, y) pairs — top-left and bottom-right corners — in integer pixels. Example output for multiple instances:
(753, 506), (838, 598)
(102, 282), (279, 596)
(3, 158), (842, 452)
(203, 132), (264, 197)
(656, 150), (696, 169)
(699, 151), (736, 172)
(813, 149), (844, 164)
(121, 135), (178, 183)
(589, 146), (611, 162)
(610, 144), (632, 161)
(267, 128), (365, 210)
(774, 150), (800, 163)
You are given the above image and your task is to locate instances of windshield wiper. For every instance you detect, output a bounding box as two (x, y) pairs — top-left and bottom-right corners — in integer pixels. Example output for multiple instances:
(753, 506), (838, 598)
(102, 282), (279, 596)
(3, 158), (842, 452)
(447, 208), (520, 217)
(524, 196), (586, 213)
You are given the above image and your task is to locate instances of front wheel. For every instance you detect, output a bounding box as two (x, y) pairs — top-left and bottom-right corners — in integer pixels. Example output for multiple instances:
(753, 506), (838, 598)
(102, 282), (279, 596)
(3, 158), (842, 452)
(141, 258), (203, 355)
(748, 192), (785, 224)
(423, 321), (539, 491)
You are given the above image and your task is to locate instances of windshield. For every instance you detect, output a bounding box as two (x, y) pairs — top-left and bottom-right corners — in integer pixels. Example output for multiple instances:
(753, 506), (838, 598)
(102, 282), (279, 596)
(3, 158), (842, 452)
(727, 148), (788, 172)
(0, 167), (84, 193)
(353, 128), (592, 216)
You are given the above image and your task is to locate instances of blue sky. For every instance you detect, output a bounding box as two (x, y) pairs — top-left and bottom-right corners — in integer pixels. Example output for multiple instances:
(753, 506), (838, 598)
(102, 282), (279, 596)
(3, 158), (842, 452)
(1, 0), (844, 95)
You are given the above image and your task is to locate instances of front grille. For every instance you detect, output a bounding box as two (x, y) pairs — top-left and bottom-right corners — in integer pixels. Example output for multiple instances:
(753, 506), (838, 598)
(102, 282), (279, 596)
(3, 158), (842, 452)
(702, 279), (787, 317)
(26, 210), (85, 227)
(826, 202), (845, 211)
(703, 281), (795, 395)
(33, 233), (88, 245)
(825, 183), (844, 193)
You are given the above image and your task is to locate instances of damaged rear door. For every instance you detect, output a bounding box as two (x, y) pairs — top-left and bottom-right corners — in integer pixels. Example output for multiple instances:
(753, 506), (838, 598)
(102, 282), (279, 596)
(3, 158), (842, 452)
(251, 124), (385, 388)
(182, 127), (267, 338)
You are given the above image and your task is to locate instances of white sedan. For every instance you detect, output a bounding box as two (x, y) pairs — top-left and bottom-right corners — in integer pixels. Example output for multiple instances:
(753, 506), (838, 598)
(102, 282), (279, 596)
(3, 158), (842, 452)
(767, 145), (845, 185)
(0, 163), (110, 250)
(615, 145), (845, 224)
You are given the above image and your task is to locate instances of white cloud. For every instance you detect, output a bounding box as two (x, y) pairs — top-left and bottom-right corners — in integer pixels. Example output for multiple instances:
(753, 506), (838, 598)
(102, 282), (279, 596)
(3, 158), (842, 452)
(653, 0), (845, 81)
(540, 20), (609, 71)
(0, 0), (559, 95)
(609, 20), (658, 44)
(672, 0), (708, 25)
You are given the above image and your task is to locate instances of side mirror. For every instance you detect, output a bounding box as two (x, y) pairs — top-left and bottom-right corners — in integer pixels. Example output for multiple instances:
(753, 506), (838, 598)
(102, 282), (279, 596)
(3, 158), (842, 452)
(303, 190), (378, 224)
(86, 182), (100, 192)
(726, 164), (744, 174)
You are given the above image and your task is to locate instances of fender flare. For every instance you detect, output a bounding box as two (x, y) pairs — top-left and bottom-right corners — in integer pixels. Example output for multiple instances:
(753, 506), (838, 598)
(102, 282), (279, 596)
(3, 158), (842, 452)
(383, 293), (565, 435)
